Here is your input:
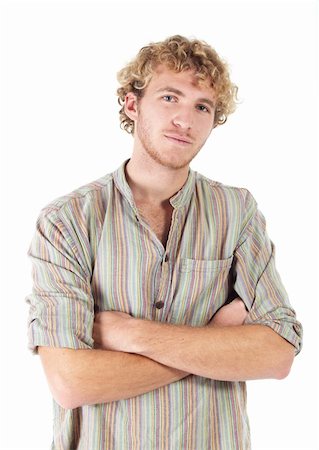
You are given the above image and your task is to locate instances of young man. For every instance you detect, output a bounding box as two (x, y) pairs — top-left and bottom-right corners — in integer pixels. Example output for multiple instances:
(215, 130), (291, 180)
(26, 35), (302, 450)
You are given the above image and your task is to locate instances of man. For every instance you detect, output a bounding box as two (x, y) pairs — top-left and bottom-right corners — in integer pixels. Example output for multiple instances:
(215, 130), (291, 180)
(26, 35), (302, 450)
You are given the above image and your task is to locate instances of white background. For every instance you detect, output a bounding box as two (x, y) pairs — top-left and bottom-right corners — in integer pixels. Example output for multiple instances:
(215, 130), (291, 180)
(1, 0), (318, 449)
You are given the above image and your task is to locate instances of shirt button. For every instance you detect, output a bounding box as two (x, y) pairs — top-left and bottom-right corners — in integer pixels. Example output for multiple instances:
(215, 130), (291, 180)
(155, 301), (164, 309)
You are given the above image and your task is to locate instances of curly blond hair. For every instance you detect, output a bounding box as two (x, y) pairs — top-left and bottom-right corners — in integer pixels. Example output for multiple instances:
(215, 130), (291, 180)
(117, 35), (238, 134)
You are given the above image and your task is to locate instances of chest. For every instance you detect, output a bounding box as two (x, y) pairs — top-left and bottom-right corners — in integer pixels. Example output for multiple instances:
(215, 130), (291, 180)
(91, 195), (238, 325)
(137, 203), (174, 247)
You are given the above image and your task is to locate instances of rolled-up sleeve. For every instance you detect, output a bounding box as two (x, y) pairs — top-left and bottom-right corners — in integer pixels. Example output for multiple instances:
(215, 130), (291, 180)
(25, 206), (94, 354)
(232, 191), (303, 355)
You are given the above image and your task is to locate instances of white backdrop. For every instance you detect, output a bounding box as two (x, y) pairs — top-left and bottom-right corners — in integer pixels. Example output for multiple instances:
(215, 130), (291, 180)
(1, 0), (318, 449)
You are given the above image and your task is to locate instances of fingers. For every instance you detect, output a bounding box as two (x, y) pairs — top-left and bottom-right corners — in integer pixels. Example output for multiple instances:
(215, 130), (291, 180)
(231, 298), (248, 311)
(209, 297), (249, 327)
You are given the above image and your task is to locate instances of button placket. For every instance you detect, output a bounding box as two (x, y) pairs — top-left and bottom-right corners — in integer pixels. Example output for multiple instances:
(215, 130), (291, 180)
(152, 209), (181, 317)
(153, 260), (170, 313)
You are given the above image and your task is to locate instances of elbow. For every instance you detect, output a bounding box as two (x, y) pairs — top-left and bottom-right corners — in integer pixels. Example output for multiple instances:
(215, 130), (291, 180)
(39, 346), (90, 409)
(49, 372), (82, 410)
(274, 363), (292, 380)
(273, 343), (295, 380)
(55, 398), (79, 410)
(53, 394), (83, 409)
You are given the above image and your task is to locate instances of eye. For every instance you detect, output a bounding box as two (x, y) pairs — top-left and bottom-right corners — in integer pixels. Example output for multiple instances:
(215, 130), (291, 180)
(196, 104), (210, 113)
(162, 95), (177, 103)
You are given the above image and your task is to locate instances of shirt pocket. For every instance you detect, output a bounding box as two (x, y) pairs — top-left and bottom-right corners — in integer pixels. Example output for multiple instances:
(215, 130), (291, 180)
(170, 255), (233, 326)
(180, 257), (233, 273)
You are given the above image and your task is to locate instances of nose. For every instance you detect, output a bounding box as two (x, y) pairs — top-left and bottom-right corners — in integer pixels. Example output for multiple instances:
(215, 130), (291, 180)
(172, 109), (193, 130)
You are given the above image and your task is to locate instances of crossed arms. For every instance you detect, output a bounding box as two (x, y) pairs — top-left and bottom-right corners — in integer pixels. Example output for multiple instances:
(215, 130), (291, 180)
(38, 299), (295, 410)
(31, 195), (301, 410)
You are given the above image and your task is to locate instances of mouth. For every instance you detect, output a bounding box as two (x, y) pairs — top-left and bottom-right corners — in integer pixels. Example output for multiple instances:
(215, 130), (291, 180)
(164, 134), (192, 145)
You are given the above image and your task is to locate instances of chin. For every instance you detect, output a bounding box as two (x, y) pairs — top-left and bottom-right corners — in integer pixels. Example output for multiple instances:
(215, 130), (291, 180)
(160, 158), (192, 170)
(145, 146), (195, 170)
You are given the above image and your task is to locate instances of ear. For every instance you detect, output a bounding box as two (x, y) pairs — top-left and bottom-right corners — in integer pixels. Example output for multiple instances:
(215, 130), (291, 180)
(124, 92), (139, 122)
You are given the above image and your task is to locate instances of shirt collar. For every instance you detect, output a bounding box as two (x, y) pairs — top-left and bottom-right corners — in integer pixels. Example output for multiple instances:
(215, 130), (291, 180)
(113, 159), (196, 210)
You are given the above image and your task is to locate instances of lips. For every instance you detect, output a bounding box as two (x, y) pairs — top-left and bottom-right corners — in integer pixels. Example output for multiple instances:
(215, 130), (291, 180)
(164, 134), (193, 144)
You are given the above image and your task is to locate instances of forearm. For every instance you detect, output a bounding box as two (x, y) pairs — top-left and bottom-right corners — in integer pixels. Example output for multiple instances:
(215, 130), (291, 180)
(38, 346), (188, 409)
(125, 321), (295, 381)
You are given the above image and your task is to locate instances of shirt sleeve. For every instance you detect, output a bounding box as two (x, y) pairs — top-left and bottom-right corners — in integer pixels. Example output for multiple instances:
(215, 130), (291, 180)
(232, 190), (303, 355)
(25, 206), (94, 354)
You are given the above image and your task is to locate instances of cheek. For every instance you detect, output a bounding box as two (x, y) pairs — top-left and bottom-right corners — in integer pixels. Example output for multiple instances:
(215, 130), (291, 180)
(141, 107), (167, 127)
(199, 121), (214, 138)
(158, 108), (172, 123)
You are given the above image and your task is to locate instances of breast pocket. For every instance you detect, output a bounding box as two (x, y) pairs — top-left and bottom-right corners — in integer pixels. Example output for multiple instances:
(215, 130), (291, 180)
(170, 255), (233, 325)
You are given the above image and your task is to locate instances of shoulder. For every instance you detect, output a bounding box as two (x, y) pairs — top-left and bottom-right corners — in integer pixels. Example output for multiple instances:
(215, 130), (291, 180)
(30, 171), (116, 261)
(194, 171), (257, 211)
(194, 171), (260, 239)
(38, 172), (114, 220)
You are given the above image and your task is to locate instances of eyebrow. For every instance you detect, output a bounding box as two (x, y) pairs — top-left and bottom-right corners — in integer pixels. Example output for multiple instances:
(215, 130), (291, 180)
(155, 86), (216, 109)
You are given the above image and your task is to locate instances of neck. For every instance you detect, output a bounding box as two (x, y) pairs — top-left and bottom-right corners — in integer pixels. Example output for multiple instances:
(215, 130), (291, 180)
(125, 154), (190, 207)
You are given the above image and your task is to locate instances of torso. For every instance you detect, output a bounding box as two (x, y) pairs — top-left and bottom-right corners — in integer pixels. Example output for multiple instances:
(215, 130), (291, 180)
(136, 201), (174, 247)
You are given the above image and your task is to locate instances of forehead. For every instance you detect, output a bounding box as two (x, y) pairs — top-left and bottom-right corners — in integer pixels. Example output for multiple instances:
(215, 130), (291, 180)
(146, 65), (215, 98)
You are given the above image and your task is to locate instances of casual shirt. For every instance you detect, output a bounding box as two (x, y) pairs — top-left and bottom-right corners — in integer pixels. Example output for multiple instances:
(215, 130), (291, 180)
(26, 159), (303, 450)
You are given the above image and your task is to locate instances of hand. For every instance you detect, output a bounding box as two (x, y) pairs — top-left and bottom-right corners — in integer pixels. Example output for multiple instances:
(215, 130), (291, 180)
(209, 298), (248, 327)
(93, 311), (136, 351)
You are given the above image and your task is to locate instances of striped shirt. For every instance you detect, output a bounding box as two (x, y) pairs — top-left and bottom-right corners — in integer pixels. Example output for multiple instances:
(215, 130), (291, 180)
(26, 159), (302, 450)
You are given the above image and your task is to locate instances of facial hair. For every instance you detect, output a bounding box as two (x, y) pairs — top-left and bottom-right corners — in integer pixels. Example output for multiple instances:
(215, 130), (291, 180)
(136, 110), (205, 170)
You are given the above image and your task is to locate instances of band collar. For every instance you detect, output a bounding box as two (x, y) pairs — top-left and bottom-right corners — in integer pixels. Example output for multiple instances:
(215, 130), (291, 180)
(113, 159), (196, 210)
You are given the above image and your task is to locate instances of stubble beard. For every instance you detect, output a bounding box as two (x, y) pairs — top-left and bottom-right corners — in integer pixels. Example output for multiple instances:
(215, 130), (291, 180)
(136, 113), (204, 171)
